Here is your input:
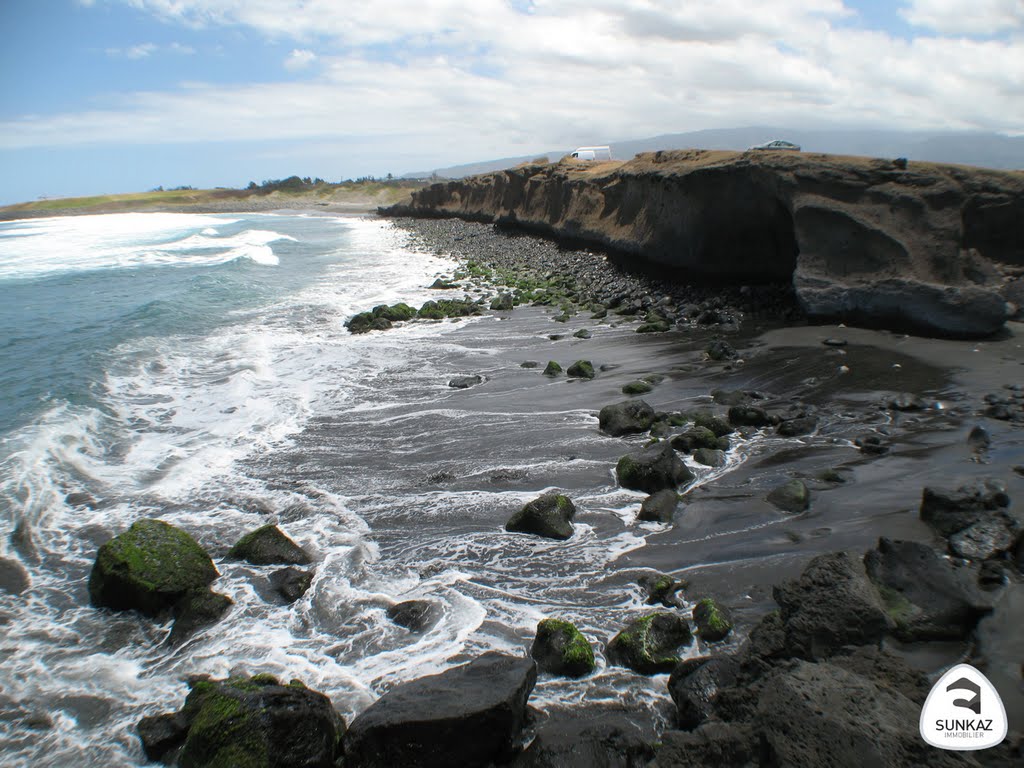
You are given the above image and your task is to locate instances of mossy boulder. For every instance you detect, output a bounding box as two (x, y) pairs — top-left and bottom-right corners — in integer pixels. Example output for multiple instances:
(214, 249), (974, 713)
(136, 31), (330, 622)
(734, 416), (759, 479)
(373, 303), (416, 322)
(566, 360), (596, 379)
(638, 573), (687, 607)
(227, 525), (312, 566)
(598, 399), (655, 437)
(706, 340), (737, 361)
(530, 619), (595, 677)
(506, 494), (577, 540)
(89, 519), (218, 617)
(693, 448), (726, 468)
(269, 567), (313, 604)
(153, 674), (344, 768)
(169, 589), (233, 645)
(345, 311), (392, 334)
(622, 380), (653, 395)
(490, 293), (514, 311)
(418, 298), (481, 320)
(616, 441), (694, 494)
(637, 489), (680, 523)
(767, 480), (810, 513)
(572, 328), (592, 339)
(692, 598), (733, 641)
(606, 613), (692, 674)
(670, 427), (727, 453)
(543, 361), (563, 377)
(636, 319), (670, 333)
(728, 405), (771, 427)
(693, 412), (734, 437)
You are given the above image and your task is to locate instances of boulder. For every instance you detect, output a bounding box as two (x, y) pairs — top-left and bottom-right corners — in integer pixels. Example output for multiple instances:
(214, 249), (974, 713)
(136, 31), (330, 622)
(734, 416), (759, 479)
(530, 619), (595, 678)
(89, 519), (218, 617)
(490, 293), (514, 311)
(449, 375), (484, 389)
(919, 479), (1012, 537)
(566, 360), (595, 379)
(621, 380), (653, 395)
(138, 712), (189, 763)
(616, 442), (694, 494)
(692, 448), (725, 468)
(705, 340), (737, 361)
(670, 428), (726, 453)
(543, 361), (562, 377)
(692, 598), (733, 641)
(649, 723), (757, 768)
(506, 493), (577, 540)
(598, 400), (655, 436)
(344, 652), (536, 768)
(693, 413), (733, 437)
(637, 489), (680, 524)
(948, 520), (1018, 561)
(169, 590), (233, 645)
(756, 661), (965, 768)
(387, 600), (441, 633)
(638, 573), (686, 608)
(776, 415), (818, 436)
(606, 613), (692, 675)
(227, 524), (312, 566)
(173, 674), (343, 768)
(269, 567), (313, 604)
(510, 709), (655, 768)
(668, 657), (740, 729)
(727, 405), (770, 427)
(766, 479), (810, 513)
(772, 551), (891, 659)
(863, 537), (990, 641)
(0, 557), (29, 595)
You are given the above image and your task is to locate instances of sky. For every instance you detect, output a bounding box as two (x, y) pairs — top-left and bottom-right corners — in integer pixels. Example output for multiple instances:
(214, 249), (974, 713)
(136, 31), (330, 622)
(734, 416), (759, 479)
(1, 0), (1022, 204)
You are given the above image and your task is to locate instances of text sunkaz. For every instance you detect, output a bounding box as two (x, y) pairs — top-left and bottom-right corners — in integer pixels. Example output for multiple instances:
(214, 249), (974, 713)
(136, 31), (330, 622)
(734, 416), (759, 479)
(934, 719), (994, 732)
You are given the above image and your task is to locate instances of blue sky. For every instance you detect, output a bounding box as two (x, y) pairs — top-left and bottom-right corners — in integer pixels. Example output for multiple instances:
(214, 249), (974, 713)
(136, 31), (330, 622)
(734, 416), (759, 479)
(1, 0), (1021, 204)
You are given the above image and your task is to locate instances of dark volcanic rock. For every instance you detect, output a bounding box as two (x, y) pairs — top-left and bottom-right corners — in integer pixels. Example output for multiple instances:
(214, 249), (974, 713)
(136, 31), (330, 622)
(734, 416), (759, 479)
(919, 479), (1012, 537)
(506, 493), (577, 540)
(566, 360), (596, 379)
(692, 448), (725, 468)
(227, 524), (312, 566)
(599, 399), (656, 436)
(344, 652), (536, 768)
(693, 412), (733, 437)
(542, 361), (562, 377)
(864, 537), (991, 641)
(638, 573), (686, 608)
(616, 442), (694, 494)
(490, 292), (514, 311)
(670, 428), (726, 453)
(269, 567), (314, 603)
(448, 374), (484, 389)
(530, 619), (595, 678)
(705, 340), (737, 361)
(174, 674), (342, 768)
(727, 405), (770, 427)
(766, 479), (810, 513)
(511, 709), (655, 768)
(855, 433), (890, 455)
(772, 551), (891, 659)
(606, 613), (692, 675)
(0, 557), (29, 595)
(948, 520), (1018, 561)
(692, 598), (733, 641)
(65, 491), (98, 509)
(776, 415), (818, 436)
(668, 657), (740, 729)
(168, 589), (232, 645)
(387, 600), (441, 632)
(756, 661), (965, 768)
(637, 489), (680, 523)
(650, 723), (757, 768)
(138, 712), (189, 763)
(89, 519), (218, 617)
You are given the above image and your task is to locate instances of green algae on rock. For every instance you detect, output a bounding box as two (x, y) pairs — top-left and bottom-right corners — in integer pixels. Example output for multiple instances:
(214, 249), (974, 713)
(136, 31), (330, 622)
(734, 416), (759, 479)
(607, 613), (692, 674)
(89, 519), (218, 617)
(506, 493), (577, 540)
(531, 618), (595, 677)
(693, 598), (733, 641)
(227, 524), (311, 566)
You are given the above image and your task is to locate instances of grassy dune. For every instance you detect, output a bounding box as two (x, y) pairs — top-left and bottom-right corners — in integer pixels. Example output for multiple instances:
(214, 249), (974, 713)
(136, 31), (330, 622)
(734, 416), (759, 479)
(0, 180), (428, 220)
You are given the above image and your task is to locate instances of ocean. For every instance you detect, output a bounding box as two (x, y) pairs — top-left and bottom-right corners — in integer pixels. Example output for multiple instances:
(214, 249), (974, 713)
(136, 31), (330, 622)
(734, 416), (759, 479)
(0, 212), (700, 765)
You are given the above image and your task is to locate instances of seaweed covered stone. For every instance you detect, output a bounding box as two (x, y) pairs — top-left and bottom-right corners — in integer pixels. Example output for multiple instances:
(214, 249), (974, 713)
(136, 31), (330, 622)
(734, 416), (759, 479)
(598, 399), (655, 436)
(530, 619), (595, 677)
(543, 361), (563, 377)
(506, 494), (577, 540)
(606, 613), (692, 674)
(566, 360), (595, 379)
(616, 441), (694, 494)
(692, 598), (733, 641)
(227, 525), (312, 566)
(767, 479), (810, 513)
(637, 489), (680, 523)
(89, 519), (218, 617)
(159, 674), (343, 768)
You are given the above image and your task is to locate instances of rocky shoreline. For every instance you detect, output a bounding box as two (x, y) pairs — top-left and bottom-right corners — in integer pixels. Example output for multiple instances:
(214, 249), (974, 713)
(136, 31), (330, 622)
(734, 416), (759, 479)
(89, 214), (1024, 766)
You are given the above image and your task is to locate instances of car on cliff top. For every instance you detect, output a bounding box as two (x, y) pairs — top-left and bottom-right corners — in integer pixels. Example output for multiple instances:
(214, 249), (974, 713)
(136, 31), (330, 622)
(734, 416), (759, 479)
(748, 139), (801, 151)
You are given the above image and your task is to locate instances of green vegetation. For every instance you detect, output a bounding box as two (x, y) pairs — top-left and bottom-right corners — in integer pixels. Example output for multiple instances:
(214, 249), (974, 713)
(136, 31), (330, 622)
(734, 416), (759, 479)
(622, 380), (654, 395)
(543, 361), (563, 377)
(566, 360), (595, 379)
(694, 598), (733, 641)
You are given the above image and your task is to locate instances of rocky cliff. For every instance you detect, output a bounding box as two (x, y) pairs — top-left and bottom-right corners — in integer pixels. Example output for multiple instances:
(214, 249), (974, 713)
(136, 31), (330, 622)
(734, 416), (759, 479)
(382, 150), (1024, 338)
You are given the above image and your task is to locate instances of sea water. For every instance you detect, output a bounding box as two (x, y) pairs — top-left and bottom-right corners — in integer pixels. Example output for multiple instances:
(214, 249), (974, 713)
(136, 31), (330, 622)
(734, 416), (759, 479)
(0, 212), (700, 766)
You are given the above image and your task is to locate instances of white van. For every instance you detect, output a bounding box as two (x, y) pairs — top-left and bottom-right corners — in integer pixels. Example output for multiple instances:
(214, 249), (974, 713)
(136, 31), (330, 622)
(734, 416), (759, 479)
(570, 146), (612, 161)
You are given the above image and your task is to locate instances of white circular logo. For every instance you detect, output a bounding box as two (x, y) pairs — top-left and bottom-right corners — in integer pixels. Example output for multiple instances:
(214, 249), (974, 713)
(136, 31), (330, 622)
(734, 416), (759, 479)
(919, 663), (1008, 751)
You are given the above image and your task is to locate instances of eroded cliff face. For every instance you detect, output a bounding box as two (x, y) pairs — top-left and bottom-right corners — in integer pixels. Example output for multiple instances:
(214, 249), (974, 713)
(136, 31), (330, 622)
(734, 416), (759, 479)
(383, 150), (1024, 338)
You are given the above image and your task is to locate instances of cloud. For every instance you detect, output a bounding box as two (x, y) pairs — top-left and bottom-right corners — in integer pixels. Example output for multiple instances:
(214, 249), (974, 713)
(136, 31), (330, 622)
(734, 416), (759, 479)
(284, 48), (317, 71)
(105, 42), (195, 59)
(900, 0), (1024, 35)
(8, 1), (1024, 156)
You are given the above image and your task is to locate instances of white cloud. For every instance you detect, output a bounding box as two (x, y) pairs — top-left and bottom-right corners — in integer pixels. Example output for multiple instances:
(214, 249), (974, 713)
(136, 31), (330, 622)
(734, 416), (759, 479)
(900, 0), (1024, 35)
(9, 1), (1024, 155)
(284, 48), (317, 71)
(106, 42), (158, 59)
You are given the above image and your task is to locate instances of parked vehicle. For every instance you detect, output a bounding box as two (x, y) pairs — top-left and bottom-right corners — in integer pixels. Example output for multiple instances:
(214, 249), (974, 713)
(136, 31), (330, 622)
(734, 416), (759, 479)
(748, 139), (801, 151)
(570, 146), (613, 161)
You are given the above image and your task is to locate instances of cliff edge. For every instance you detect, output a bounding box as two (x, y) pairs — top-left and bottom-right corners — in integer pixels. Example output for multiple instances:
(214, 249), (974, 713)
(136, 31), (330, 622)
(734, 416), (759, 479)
(382, 150), (1024, 338)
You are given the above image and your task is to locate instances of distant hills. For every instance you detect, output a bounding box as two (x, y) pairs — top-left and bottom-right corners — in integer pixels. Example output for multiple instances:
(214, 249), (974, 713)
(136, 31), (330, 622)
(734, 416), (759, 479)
(403, 127), (1024, 179)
